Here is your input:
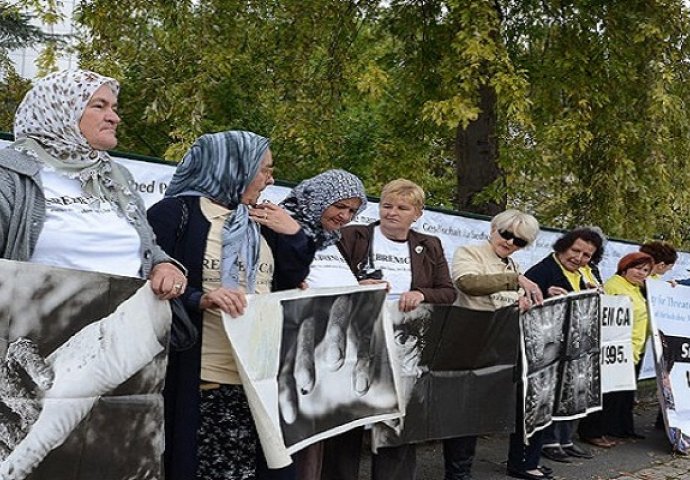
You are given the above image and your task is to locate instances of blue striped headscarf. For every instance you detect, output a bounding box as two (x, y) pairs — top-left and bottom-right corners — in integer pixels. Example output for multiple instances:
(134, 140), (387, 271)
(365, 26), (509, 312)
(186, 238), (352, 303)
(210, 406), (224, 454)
(165, 131), (270, 292)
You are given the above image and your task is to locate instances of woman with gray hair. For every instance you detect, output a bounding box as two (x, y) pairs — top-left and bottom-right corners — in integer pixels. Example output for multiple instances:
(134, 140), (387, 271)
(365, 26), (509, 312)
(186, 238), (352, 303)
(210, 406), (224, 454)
(450, 209), (545, 480)
(452, 209), (543, 312)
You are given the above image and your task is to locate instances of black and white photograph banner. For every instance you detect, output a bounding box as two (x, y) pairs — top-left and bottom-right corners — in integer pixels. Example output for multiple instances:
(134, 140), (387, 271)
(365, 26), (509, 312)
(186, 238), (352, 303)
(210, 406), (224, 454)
(647, 279), (690, 454)
(223, 285), (401, 468)
(372, 304), (521, 450)
(521, 291), (602, 438)
(0, 259), (172, 480)
(600, 295), (636, 393)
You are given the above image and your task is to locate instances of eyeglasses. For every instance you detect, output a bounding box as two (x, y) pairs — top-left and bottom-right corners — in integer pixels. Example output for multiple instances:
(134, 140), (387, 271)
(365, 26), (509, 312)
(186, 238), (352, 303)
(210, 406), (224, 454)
(498, 229), (529, 248)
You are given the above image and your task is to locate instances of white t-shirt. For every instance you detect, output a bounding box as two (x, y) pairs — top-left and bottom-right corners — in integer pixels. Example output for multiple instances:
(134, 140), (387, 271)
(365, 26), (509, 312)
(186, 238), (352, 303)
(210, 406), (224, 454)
(372, 226), (412, 300)
(30, 168), (142, 277)
(306, 244), (358, 288)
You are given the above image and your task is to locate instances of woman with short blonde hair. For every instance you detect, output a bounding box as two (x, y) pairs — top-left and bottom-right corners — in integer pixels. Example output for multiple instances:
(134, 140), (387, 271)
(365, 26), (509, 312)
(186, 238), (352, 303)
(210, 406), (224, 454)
(380, 178), (425, 213)
(323, 178), (456, 480)
(490, 209), (540, 246)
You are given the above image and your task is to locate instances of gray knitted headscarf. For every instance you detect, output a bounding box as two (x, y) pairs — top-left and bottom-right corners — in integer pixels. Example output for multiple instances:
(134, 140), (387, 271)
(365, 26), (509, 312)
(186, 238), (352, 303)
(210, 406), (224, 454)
(281, 169), (366, 250)
(165, 131), (270, 292)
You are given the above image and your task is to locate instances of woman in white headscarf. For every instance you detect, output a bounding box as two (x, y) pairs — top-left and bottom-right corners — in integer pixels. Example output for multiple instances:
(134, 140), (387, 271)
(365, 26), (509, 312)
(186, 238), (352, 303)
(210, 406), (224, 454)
(0, 69), (186, 295)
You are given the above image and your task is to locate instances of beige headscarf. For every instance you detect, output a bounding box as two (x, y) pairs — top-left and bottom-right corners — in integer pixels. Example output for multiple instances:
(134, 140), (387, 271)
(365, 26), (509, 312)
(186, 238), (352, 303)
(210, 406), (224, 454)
(14, 69), (120, 165)
(12, 70), (135, 217)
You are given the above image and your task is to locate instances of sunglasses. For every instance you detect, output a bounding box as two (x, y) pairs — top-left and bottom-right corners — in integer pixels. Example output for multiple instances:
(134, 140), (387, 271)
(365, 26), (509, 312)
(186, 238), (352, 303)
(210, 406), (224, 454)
(498, 229), (528, 248)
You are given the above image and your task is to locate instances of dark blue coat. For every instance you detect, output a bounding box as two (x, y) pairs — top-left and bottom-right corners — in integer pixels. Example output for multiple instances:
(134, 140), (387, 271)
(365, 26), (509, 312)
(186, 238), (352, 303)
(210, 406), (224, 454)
(147, 195), (312, 480)
(525, 253), (586, 294)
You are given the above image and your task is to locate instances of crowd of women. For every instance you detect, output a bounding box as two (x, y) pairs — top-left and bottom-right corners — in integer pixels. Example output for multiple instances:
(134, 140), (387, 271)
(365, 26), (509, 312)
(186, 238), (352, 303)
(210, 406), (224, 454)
(0, 69), (677, 480)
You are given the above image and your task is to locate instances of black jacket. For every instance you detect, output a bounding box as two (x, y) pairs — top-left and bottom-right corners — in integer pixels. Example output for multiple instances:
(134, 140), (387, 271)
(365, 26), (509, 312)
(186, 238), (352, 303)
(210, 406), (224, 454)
(147, 195), (312, 480)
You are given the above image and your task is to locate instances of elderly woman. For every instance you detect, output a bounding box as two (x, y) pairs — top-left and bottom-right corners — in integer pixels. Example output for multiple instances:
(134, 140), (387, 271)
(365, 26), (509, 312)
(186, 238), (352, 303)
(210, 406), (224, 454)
(147, 131), (305, 480)
(276, 168), (367, 290)
(0, 69), (186, 295)
(450, 209), (544, 480)
(601, 252), (654, 440)
(276, 169), (367, 480)
(321, 178), (456, 480)
(524, 228), (604, 466)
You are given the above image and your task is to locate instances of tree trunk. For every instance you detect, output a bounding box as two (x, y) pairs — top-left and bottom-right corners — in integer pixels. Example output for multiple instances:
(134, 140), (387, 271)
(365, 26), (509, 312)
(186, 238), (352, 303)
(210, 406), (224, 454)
(454, 83), (505, 216)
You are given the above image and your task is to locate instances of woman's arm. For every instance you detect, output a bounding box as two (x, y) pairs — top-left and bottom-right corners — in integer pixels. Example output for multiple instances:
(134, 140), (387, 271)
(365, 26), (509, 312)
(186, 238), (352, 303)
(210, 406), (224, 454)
(262, 226), (315, 291)
(147, 198), (202, 310)
(452, 246), (521, 295)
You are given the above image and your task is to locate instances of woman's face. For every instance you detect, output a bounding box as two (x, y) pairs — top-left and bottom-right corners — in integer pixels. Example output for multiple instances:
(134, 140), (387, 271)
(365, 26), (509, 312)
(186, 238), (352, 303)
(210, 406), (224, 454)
(623, 264), (651, 286)
(556, 238), (597, 272)
(79, 84), (121, 150)
(653, 262), (674, 276)
(320, 197), (361, 232)
(241, 150), (275, 205)
(378, 194), (419, 240)
(488, 226), (525, 258)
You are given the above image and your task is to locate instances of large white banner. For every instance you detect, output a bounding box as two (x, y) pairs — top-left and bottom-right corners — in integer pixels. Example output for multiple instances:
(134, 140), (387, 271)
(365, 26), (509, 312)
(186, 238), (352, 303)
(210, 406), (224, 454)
(2, 138), (682, 382)
(112, 150), (679, 382)
(647, 279), (690, 453)
(600, 295), (636, 392)
(2, 138), (688, 282)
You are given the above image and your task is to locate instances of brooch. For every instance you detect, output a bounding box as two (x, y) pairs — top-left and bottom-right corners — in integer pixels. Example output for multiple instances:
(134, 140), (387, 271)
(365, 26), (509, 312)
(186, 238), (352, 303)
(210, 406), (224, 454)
(415, 246), (424, 254)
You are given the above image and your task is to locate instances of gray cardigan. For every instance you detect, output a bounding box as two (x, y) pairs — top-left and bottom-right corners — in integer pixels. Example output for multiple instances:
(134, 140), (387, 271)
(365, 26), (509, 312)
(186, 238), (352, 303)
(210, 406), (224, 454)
(0, 146), (171, 278)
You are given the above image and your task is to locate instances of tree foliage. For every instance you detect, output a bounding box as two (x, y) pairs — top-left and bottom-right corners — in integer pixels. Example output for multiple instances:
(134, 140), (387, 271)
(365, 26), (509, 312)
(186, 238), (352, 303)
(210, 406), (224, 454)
(0, 1), (61, 132)
(44, 0), (690, 245)
(499, 0), (690, 244)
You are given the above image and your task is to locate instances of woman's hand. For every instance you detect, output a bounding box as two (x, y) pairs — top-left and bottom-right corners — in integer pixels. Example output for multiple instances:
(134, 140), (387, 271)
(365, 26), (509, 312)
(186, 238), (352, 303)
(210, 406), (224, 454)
(399, 290), (425, 312)
(250, 202), (301, 235)
(200, 287), (248, 317)
(359, 279), (390, 289)
(517, 274), (543, 305)
(518, 294), (532, 312)
(547, 286), (569, 297)
(149, 262), (187, 300)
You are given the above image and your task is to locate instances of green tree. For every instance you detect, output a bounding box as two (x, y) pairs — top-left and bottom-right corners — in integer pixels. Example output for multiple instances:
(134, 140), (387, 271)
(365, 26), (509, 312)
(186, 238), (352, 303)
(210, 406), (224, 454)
(73, 0), (690, 245)
(499, 0), (690, 243)
(0, 2), (63, 131)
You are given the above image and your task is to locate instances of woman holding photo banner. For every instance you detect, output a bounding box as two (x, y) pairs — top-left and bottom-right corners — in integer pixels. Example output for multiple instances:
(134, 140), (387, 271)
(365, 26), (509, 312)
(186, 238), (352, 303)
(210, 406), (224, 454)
(321, 178), (456, 480)
(600, 252), (654, 440)
(0, 68), (188, 480)
(148, 131), (307, 480)
(451, 209), (546, 480)
(524, 228), (604, 466)
(273, 168), (368, 480)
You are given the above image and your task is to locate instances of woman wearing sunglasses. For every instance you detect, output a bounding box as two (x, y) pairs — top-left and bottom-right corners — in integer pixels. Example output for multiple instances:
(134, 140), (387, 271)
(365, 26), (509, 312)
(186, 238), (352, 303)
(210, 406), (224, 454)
(450, 209), (543, 480)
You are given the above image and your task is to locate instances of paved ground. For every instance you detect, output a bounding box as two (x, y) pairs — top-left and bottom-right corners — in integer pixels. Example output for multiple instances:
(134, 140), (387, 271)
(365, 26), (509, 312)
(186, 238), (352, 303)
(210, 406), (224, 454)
(356, 382), (690, 480)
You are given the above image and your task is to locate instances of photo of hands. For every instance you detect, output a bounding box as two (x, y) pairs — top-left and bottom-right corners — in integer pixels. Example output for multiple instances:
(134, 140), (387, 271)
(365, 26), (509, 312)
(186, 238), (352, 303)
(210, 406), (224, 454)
(522, 292), (602, 437)
(278, 288), (399, 448)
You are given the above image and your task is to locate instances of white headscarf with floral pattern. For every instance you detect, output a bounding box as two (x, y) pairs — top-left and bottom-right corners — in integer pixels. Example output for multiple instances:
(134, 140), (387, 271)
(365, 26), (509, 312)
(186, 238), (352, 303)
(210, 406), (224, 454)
(12, 70), (138, 218)
(14, 69), (120, 166)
